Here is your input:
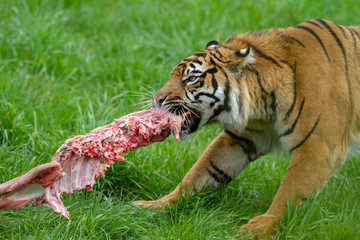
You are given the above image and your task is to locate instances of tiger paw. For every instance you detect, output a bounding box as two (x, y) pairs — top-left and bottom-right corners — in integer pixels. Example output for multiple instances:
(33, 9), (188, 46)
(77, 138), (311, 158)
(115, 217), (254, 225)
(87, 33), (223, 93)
(132, 197), (178, 210)
(239, 215), (279, 239)
(131, 200), (166, 209)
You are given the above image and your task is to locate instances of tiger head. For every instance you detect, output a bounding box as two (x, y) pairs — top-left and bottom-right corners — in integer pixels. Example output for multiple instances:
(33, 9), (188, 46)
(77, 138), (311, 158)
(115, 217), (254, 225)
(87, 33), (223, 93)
(153, 40), (256, 138)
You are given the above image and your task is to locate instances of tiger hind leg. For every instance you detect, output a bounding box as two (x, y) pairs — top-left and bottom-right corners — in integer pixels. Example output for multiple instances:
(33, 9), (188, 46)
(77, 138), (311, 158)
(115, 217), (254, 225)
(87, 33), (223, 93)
(239, 133), (347, 238)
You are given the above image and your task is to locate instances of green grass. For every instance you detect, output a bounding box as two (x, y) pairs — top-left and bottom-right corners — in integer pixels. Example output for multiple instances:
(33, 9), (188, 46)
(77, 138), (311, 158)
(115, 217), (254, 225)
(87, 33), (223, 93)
(1, 0), (360, 239)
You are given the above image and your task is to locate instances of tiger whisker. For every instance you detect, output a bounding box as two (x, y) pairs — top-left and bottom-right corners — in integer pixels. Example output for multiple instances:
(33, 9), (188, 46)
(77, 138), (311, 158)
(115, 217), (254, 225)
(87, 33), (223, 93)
(165, 101), (200, 118)
(139, 84), (157, 96)
(127, 92), (152, 95)
(130, 99), (153, 110)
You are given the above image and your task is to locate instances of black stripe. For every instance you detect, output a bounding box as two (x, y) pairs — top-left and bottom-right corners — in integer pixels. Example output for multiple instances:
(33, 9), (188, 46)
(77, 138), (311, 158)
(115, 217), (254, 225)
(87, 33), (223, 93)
(224, 36), (236, 44)
(235, 47), (251, 58)
(335, 24), (348, 39)
(306, 20), (323, 29)
(270, 91), (277, 118)
(209, 51), (230, 63)
(254, 69), (268, 95)
(212, 58), (229, 80)
(223, 78), (231, 108)
(230, 133), (257, 159)
(281, 34), (306, 48)
(209, 57), (216, 66)
(197, 71), (209, 79)
(350, 28), (360, 60)
(262, 95), (268, 114)
(194, 52), (207, 57)
(252, 69), (274, 116)
(280, 98), (305, 137)
(185, 91), (191, 100)
(212, 76), (218, 94)
(195, 67), (216, 79)
(316, 19), (352, 142)
(207, 68), (218, 74)
(316, 19), (347, 69)
(208, 80), (231, 121)
(294, 25), (331, 62)
(237, 93), (243, 119)
(191, 99), (202, 104)
(222, 45), (235, 50)
(215, 49), (224, 58)
(349, 28), (358, 57)
(225, 129), (257, 162)
(183, 58), (203, 65)
(177, 63), (186, 69)
(282, 46), (291, 51)
(194, 80), (204, 88)
(194, 92), (220, 102)
(348, 28), (360, 60)
(176, 63), (187, 75)
(209, 161), (232, 184)
(207, 169), (223, 184)
(290, 116), (321, 151)
(209, 104), (229, 119)
(350, 28), (360, 40)
(284, 61), (297, 121)
(280, 59), (294, 69)
(251, 46), (282, 68)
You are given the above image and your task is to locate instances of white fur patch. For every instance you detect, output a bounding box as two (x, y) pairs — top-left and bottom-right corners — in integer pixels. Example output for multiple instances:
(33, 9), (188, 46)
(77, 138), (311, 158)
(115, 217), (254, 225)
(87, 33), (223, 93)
(182, 63), (206, 84)
(207, 44), (217, 49)
(217, 90), (248, 131)
(243, 47), (256, 66)
(239, 48), (248, 55)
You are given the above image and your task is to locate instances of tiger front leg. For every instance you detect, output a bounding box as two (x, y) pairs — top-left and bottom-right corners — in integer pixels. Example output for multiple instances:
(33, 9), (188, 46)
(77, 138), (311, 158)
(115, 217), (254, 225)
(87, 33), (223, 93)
(133, 130), (260, 209)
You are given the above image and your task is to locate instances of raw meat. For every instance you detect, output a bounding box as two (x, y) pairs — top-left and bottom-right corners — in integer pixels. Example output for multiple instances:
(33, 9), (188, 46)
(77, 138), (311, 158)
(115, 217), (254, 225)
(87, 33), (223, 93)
(0, 162), (63, 211)
(0, 108), (182, 218)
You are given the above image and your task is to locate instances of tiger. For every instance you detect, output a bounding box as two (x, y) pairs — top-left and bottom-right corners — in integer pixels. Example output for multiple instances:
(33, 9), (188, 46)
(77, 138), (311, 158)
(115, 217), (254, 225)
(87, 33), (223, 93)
(133, 19), (360, 238)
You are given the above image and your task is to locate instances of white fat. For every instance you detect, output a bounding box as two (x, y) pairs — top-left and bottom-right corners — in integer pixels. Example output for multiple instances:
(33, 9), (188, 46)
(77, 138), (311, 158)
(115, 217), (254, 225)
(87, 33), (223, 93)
(8, 183), (45, 201)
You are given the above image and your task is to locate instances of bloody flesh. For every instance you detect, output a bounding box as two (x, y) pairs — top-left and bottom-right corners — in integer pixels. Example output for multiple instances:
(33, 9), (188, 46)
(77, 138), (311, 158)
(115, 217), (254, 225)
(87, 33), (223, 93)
(0, 108), (182, 218)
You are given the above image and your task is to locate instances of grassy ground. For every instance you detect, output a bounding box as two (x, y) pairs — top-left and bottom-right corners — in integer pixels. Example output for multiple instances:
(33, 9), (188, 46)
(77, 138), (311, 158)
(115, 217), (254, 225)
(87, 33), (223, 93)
(1, 0), (360, 239)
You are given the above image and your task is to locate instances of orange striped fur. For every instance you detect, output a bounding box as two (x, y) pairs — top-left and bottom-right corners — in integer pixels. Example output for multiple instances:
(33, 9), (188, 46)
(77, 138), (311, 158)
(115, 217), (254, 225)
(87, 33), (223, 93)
(134, 19), (360, 238)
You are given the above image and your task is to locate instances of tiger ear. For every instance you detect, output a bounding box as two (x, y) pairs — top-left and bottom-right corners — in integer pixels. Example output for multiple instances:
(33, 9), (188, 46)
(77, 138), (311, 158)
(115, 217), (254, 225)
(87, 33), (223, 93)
(236, 47), (251, 58)
(234, 46), (256, 66)
(206, 40), (219, 49)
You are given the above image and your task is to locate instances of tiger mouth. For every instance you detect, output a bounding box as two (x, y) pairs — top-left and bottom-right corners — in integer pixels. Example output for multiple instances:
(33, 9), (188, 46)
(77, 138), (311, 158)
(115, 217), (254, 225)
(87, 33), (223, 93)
(181, 109), (201, 134)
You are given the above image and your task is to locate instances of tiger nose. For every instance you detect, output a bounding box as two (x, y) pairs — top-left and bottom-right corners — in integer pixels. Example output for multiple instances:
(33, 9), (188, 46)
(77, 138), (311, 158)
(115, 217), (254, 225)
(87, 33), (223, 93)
(153, 94), (167, 107)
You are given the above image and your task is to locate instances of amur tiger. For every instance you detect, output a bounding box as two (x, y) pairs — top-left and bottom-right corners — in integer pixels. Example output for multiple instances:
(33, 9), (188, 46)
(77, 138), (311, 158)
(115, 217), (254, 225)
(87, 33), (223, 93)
(133, 19), (360, 238)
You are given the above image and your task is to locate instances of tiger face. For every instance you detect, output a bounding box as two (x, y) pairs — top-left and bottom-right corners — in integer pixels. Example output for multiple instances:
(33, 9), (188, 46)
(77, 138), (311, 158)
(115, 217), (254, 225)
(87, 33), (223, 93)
(153, 40), (255, 138)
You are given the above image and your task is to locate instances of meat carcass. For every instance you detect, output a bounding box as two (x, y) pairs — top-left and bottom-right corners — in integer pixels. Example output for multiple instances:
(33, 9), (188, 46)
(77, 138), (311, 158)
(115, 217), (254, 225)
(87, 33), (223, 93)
(0, 108), (182, 218)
